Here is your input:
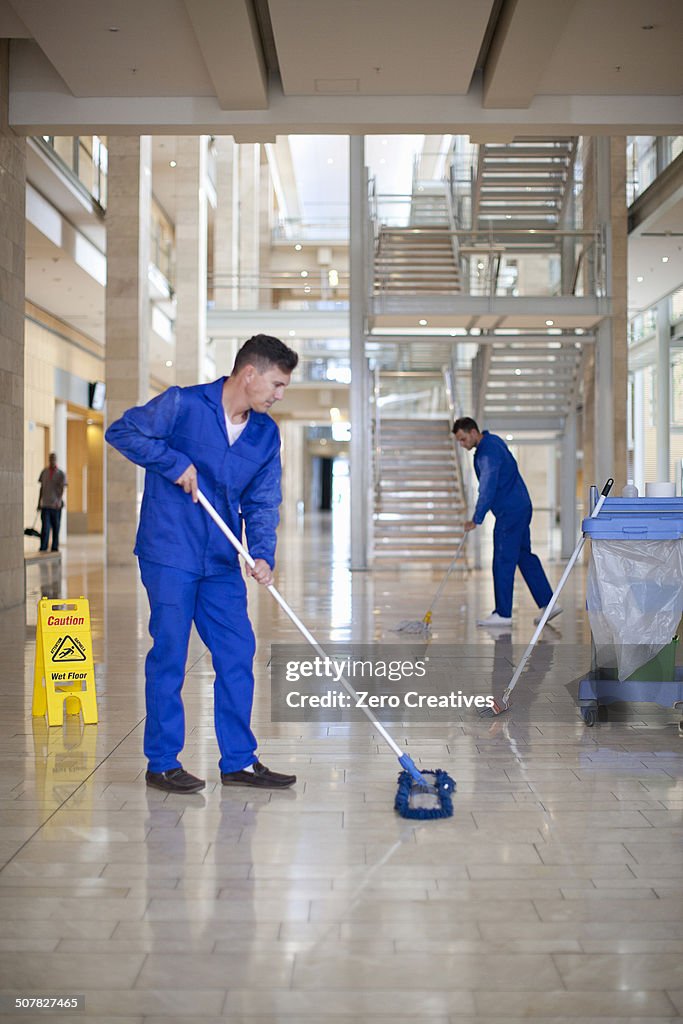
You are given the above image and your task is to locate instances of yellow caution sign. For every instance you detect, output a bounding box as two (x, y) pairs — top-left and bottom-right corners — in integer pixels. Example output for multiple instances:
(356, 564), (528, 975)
(32, 597), (98, 726)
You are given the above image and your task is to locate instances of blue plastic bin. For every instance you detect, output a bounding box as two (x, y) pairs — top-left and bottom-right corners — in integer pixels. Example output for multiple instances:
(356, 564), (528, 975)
(582, 497), (683, 540)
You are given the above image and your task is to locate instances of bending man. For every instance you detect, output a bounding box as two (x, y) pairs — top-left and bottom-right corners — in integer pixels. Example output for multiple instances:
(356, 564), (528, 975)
(106, 334), (298, 793)
(453, 417), (560, 628)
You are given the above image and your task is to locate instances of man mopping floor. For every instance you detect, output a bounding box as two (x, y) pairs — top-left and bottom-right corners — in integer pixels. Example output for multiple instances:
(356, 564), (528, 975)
(453, 417), (562, 629)
(106, 335), (299, 794)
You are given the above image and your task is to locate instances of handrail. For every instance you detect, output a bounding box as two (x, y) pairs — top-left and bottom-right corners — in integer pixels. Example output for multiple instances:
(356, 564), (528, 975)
(32, 135), (107, 211)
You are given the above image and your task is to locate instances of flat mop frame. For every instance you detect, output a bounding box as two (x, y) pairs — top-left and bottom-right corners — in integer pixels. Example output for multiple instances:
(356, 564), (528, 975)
(196, 490), (455, 817)
(484, 478), (614, 716)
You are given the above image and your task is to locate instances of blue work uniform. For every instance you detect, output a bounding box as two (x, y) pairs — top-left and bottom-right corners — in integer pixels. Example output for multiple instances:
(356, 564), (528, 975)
(105, 377), (281, 774)
(473, 431), (552, 619)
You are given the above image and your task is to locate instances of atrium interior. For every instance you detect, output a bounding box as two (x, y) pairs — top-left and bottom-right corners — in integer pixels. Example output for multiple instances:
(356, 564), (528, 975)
(1, 2), (683, 1021)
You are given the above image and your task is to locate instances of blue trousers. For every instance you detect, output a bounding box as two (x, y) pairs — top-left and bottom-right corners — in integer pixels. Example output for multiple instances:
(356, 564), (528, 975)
(40, 508), (62, 551)
(139, 559), (257, 774)
(492, 511), (553, 619)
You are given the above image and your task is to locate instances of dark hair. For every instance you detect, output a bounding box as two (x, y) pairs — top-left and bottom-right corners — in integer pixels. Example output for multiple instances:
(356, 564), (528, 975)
(232, 334), (299, 375)
(452, 416), (479, 434)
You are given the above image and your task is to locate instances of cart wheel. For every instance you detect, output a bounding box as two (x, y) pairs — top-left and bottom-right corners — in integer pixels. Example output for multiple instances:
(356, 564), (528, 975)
(678, 720), (683, 738)
(581, 707), (597, 727)
(597, 705), (608, 723)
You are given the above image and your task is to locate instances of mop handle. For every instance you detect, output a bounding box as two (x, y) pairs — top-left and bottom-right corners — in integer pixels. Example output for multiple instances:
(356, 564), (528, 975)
(424, 533), (467, 619)
(196, 489), (407, 761)
(502, 477), (613, 704)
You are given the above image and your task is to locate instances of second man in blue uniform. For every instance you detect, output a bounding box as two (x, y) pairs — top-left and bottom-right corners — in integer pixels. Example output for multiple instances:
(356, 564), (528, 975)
(453, 417), (561, 629)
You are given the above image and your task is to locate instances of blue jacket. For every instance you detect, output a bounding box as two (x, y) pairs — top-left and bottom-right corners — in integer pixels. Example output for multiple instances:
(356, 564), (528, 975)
(105, 377), (282, 574)
(472, 431), (531, 525)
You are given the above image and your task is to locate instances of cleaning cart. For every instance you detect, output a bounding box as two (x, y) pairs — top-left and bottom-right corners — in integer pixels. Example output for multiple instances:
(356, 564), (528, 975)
(578, 495), (683, 731)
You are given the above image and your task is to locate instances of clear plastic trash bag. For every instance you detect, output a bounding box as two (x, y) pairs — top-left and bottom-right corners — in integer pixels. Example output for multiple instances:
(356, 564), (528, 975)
(586, 539), (683, 681)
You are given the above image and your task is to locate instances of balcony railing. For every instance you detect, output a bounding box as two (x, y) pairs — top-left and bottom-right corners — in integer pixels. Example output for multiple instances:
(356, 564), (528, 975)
(35, 135), (108, 209)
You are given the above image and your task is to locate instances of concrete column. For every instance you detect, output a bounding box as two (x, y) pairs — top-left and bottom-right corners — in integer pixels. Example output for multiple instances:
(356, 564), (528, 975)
(105, 136), (152, 566)
(0, 40), (26, 609)
(349, 135), (369, 570)
(584, 137), (628, 492)
(54, 400), (67, 542)
(259, 147), (274, 311)
(633, 368), (645, 493)
(174, 136), (208, 387)
(279, 420), (306, 520)
(560, 411), (578, 557)
(238, 144), (261, 309)
(656, 296), (671, 482)
(212, 137), (239, 374)
(213, 136), (237, 310)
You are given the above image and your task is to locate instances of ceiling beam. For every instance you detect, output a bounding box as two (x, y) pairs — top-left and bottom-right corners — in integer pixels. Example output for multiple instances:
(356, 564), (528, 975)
(183, 0), (268, 110)
(482, 0), (579, 109)
(9, 47), (683, 136)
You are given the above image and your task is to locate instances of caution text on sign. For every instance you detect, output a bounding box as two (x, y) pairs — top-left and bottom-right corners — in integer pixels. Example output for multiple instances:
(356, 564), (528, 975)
(33, 597), (98, 726)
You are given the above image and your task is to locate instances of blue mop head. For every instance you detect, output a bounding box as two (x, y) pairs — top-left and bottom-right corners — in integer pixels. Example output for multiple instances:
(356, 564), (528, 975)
(394, 768), (456, 819)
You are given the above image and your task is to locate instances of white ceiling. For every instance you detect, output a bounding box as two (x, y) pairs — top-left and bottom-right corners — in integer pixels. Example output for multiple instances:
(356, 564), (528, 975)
(3, 0), (682, 136)
(267, 0), (495, 97)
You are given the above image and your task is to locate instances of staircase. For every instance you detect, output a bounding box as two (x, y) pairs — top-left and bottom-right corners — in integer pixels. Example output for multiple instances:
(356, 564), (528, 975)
(409, 186), (450, 226)
(472, 137), (577, 246)
(373, 419), (468, 563)
(374, 227), (462, 294)
(374, 183), (461, 295)
(473, 338), (584, 430)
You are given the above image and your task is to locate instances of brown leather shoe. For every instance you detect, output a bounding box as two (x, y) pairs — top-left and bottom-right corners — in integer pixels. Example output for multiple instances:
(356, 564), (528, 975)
(221, 760), (296, 789)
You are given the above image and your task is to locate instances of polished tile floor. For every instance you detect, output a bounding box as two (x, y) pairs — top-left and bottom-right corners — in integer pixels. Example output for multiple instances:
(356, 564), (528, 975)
(2, 508), (682, 1023)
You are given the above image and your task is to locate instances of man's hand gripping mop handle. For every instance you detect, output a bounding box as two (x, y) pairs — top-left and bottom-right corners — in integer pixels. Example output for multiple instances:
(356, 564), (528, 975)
(500, 477), (614, 708)
(196, 490), (427, 785)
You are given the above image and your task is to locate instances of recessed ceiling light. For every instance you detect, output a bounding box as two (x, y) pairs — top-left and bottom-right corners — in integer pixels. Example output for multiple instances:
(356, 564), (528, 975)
(477, 262), (485, 270)
(515, 368), (522, 375)
(300, 270), (308, 278)
(327, 158), (334, 165)
(289, 330), (296, 337)
(165, 360), (173, 367)
(506, 434), (514, 441)
(636, 275), (644, 282)
(545, 319), (554, 326)
(169, 160), (177, 168)
(662, 256), (669, 263)
(294, 243), (302, 251)
(419, 319), (427, 326)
